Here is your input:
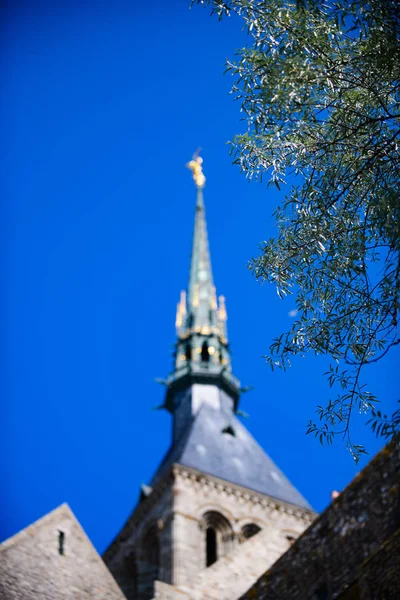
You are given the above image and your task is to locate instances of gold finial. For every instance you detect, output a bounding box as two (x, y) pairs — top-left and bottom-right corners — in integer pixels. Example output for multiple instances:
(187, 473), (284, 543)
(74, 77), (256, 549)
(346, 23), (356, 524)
(187, 151), (206, 188)
(175, 290), (187, 330)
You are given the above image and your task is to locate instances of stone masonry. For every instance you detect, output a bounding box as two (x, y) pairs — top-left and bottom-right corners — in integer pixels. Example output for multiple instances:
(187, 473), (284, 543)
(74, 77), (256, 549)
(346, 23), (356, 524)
(171, 465), (314, 586)
(104, 473), (175, 599)
(104, 463), (315, 599)
(154, 525), (298, 600)
(0, 504), (126, 600)
(240, 442), (400, 600)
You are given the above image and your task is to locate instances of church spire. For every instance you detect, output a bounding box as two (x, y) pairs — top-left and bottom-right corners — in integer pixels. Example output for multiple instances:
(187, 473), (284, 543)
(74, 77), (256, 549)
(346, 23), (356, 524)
(188, 186), (214, 313)
(180, 181), (219, 340)
(165, 154), (240, 413)
(186, 154), (215, 332)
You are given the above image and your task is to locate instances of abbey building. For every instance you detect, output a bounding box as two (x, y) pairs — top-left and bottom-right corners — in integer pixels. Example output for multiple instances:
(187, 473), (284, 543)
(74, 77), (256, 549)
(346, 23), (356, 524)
(1, 157), (398, 600)
(102, 156), (315, 598)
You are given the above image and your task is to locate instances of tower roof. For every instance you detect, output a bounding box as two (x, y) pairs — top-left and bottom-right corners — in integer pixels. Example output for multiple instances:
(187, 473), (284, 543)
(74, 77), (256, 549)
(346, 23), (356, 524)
(152, 394), (311, 510)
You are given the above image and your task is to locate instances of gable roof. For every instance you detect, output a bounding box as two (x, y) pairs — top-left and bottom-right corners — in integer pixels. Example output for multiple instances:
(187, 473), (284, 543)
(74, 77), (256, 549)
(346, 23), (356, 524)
(0, 504), (126, 600)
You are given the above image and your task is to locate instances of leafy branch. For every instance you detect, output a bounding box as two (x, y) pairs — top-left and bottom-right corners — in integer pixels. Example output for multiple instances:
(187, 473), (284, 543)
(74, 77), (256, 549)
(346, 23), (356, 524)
(196, 0), (400, 459)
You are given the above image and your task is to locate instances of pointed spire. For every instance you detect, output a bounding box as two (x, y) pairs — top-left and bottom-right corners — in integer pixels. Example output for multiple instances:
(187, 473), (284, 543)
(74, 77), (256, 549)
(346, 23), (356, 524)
(186, 185), (218, 333)
(173, 153), (230, 361)
(163, 153), (241, 414)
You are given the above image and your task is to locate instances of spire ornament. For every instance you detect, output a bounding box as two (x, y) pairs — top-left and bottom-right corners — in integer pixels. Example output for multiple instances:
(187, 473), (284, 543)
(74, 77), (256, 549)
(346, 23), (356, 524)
(187, 152), (206, 188)
(218, 295), (228, 343)
(210, 286), (217, 310)
(175, 290), (187, 332)
(218, 295), (227, 322)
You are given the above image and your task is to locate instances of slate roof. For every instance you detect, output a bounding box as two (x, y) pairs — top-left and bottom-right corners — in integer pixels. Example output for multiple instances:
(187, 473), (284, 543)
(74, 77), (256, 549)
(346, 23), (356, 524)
(152, 402), (312, 510)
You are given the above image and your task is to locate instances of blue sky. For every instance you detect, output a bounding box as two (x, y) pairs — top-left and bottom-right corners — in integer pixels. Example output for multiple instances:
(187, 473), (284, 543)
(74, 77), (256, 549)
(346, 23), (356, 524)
(2, 0), (398, 553)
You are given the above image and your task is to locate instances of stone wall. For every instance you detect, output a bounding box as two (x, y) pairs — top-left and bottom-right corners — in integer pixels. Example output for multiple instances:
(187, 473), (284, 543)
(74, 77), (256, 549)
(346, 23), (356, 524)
(104, 463), (315, 600)
(359, 528), (400, 599)
(0, 504), (126, 600)
(104, 480), (174, 600)
(240, 443), (400, 600)
(171, 464), (315, 587)
(175, 526), (291, 600)
(152, 512), (313, 600)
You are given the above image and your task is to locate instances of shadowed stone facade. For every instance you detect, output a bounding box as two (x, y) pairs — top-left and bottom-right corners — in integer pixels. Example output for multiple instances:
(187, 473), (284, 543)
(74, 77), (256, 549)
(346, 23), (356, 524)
(240, 442), (400, 600)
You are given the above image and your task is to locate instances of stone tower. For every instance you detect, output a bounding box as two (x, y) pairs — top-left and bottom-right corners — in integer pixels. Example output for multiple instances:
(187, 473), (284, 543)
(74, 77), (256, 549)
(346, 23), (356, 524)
(103, 159), (315, 600)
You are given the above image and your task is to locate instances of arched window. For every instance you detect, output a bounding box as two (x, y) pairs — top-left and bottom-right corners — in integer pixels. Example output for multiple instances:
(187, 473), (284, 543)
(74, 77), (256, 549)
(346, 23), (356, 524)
(241, 523), (261, 542)
(185, 342), (192, 361)
(201, 341), (209, 362)
(139, 526), (159, 600)
(201, 511), (234, 567)
(206, 527), (217, 566)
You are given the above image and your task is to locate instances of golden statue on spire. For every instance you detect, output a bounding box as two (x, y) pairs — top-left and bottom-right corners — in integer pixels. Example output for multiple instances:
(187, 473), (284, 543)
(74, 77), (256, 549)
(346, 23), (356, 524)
(187, 150), (206, 188)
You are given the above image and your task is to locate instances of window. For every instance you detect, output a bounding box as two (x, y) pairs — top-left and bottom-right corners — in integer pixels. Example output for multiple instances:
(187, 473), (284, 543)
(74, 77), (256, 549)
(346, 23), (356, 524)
(201, 341), (209, 362)
(222, 425), (236, 437)
(58, 530), (65, 555)
(241, 523), (261, 542)
(206, 527), (217, 566)
(201, 511), (234, 567)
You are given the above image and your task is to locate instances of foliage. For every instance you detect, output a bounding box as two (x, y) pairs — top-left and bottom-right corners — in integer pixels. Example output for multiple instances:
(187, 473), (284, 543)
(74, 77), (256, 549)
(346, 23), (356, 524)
(367, 401), (400, 443)
(196, 0), (400, 460)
